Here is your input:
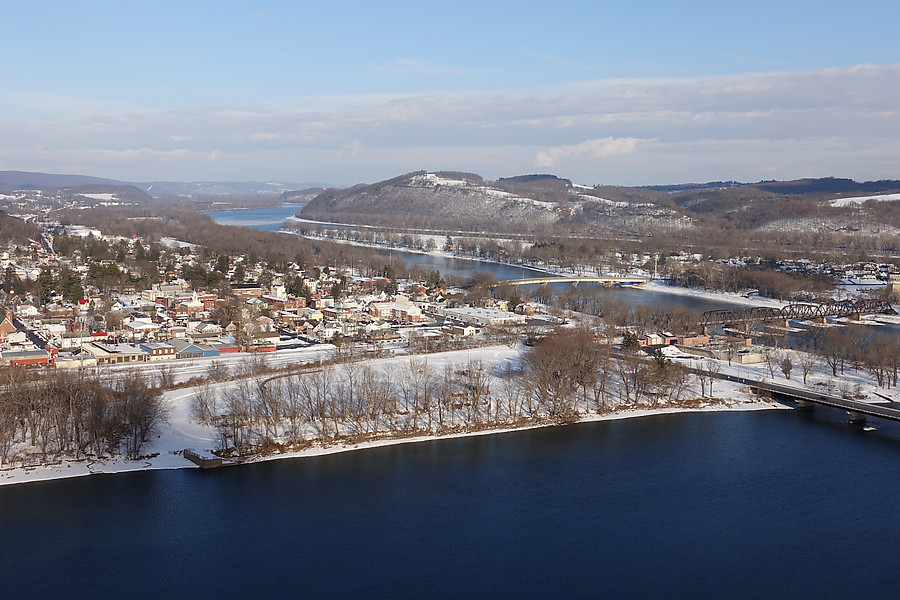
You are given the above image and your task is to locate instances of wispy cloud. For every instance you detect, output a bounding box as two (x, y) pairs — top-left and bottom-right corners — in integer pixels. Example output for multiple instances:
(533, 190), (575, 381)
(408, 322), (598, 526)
(2, 64), (899, 184)
(335, 139), (364, 158)
(535, 137), (649, 167)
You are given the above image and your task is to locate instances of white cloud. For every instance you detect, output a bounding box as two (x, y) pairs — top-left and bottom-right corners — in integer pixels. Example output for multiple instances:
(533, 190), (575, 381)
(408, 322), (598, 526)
(335, 140), (364, 158)
(534, 137), (649, 168)
(1, 63), (899, 184)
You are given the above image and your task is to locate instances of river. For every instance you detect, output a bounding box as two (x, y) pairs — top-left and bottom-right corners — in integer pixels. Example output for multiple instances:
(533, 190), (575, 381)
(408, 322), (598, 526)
(209, 204), (900, 339)
(4, 411), (900, 598)
(208, 203), (747, 315)
(203, 203), (306, 233)
(4, 205), (897, 597)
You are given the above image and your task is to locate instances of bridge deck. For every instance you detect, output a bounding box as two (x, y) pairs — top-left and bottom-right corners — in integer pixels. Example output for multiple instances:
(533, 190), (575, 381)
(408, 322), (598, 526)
(496, 276), (650, 287)
(717, 373), (900, 421)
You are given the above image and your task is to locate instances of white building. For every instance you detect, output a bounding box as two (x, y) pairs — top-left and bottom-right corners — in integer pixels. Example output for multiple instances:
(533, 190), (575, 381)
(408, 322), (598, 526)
(441, 307), (525, 327)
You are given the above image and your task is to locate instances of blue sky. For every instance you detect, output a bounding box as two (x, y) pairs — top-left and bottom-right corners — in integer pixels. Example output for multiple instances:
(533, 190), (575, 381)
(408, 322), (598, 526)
(2, 1), (900, 186)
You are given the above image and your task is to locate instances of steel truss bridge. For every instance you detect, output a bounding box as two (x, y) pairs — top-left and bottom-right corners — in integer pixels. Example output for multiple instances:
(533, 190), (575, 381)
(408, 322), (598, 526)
(699, 298), (894, 329)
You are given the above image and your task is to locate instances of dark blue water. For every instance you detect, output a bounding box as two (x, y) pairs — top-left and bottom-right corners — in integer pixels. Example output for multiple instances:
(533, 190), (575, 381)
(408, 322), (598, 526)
(3, 410), (900, 598)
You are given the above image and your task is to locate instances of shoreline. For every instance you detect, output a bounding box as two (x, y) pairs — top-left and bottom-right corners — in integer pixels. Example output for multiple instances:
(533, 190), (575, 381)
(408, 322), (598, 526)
(279, 225), (796, 309)
(0, 400), (786, 488)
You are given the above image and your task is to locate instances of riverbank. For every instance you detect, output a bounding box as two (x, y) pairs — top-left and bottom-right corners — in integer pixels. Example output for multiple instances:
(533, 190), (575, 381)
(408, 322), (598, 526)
(0, 398), (785, 487)
(281, 221), (798, 310)
(640, 280), (788, 309)
(5, 320), (892, 488)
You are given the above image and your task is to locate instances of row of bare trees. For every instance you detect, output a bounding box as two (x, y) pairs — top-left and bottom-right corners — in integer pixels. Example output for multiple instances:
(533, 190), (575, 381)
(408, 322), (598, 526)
(784, 326), (900, 390)
(0, 369), (167, 467)
(195, 358), (499, 456)
(193, 327), (713, 457)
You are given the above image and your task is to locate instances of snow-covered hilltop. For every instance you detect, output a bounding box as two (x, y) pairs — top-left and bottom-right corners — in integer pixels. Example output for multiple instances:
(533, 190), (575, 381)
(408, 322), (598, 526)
(300, 171), (689, 235)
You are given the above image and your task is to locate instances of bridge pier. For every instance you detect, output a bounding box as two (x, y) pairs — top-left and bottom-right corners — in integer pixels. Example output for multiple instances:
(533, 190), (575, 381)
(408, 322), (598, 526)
(796, 399), (815, 411)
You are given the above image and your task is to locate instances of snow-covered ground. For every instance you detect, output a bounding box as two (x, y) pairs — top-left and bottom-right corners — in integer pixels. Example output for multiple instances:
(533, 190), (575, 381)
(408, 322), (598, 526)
(0, 343), (792, 487)
(282, 225), (537, 265)
(76, 193), (118, 201)
(831, 193), (900, 207)
(6, 324), (897, 488)
(640, 280), (788, 308)
(4, 244), (893, 486)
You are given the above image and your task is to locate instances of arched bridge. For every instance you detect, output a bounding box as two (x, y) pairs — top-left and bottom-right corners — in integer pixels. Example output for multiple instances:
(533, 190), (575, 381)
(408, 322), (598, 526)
(700, 298), (894, 328)
(493, 275), (650, 288)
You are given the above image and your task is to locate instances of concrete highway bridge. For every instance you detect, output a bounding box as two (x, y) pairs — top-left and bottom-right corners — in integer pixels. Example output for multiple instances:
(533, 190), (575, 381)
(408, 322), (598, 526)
(494, 275), (651, 288)
(699, 298), (893, 330)
(716, 372), (900, 425)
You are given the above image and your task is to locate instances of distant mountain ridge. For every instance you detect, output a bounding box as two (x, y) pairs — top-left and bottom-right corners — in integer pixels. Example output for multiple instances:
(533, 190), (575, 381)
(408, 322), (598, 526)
(139, 180), (329, 198)
(0, 171), (125, 189)
(0, 171), (328, 200)
(297, 171), (900, 237)
(299, 171), (688, 235)
(641, 177), (900, 195)
(6, 169), (900, 239)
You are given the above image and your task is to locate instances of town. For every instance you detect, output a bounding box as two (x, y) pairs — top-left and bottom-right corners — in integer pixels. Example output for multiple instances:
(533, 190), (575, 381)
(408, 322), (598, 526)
(2, 192), (900, 479)
(1, 206), (898, 372)
(0, 219), (552, 370)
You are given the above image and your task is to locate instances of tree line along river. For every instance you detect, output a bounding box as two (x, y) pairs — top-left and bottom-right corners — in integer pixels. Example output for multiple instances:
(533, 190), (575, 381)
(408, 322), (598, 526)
(2, 205), (899, 598)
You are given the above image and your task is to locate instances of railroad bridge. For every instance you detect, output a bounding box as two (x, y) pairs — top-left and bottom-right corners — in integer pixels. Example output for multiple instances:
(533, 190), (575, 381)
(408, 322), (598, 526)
(700, 298), (894, 331)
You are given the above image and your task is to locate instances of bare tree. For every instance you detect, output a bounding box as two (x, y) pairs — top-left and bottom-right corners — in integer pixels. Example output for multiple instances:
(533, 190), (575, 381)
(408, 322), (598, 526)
(190, 381), (217, 424)
(524, 331), (578, 417)
(779, 357), (793, 380)
(796, 350), (820, 385)
(207, 360), (230, 382)
(818, 329), (852, 376)
(696, 359), (722, 398)
(113, 371), (167, 459)
(157, 364), (177, 389)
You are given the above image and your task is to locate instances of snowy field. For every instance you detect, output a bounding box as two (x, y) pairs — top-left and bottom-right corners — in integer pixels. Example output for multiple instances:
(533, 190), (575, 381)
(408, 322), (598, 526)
(0, 341), (811, 487)
(2, 259), (895, 486)
(831, 193), (900, 207)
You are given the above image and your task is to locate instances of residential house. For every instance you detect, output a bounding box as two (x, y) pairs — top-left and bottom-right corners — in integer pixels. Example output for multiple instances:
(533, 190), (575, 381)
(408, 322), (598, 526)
(125, 315), (161, 341)
(392, 296), (425, 323)
(0, 311), (17, 343)
(16, 303), (39, 318)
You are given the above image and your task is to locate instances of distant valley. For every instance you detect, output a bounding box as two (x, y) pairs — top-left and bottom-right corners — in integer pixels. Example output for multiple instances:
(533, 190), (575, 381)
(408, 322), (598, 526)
(4, 168), (900, 260)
